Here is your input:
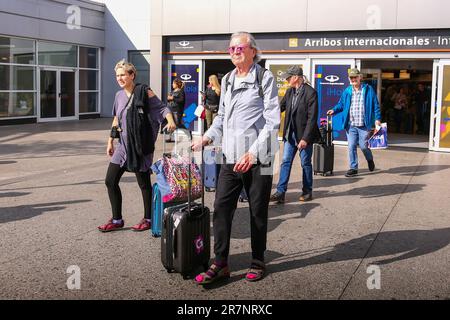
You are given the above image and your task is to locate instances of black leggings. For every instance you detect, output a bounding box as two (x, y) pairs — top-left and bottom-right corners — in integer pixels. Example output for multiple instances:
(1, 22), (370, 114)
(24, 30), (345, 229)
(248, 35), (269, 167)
(105, 162), (152, 220)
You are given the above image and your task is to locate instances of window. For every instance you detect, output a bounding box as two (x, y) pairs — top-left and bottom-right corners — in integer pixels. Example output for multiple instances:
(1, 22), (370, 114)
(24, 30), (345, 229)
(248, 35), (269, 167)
(79, 47), (99, 113)
(0, 37), (35, 64)
(0, 92), (35, 117)
(0, 36), (36, 118)
(79, 70), (98, 91)
(79, 47), (98, 69)
(128, 51), (150, 85)
(38, 41), (77, 67)
(0, 65), (34, 90)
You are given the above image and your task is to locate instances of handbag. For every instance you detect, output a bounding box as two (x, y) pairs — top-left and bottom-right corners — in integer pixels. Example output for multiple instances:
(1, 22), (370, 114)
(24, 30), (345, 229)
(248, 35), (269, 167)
(152, 153), (202, 203)
(368, 123), (388, 149)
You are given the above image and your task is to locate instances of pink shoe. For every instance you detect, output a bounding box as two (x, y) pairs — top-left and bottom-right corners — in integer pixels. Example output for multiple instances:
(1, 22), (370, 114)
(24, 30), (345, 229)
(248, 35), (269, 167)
(245, 260), (266, 282)
(98, 219), (124, 232)
(131, 219), (151, 232)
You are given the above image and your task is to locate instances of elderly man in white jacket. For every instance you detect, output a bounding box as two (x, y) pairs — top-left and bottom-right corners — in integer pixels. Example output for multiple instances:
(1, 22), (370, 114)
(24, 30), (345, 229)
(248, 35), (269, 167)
(192, 31), (280, 285)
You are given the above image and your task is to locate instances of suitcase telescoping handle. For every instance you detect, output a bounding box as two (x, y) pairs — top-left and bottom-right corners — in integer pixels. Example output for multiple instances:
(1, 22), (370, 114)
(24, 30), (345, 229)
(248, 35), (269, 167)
(172, 128), (205, 214)
(327, 115), (333, 146)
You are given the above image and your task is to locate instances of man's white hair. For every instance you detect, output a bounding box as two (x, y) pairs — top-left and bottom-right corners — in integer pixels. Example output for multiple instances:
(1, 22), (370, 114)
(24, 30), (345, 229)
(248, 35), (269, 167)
(230, 31), (262, 63)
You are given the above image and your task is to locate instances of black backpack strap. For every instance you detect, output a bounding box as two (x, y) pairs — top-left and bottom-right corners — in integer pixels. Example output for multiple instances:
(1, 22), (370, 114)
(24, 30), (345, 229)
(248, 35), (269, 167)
(224, 67), (267, 98)
(256, 67), (267, 99)
(224, 72), (232, 95)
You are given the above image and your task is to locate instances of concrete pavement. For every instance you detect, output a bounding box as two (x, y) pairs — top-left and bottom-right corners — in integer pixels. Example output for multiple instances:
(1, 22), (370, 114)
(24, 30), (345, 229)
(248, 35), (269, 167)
(0, 118), (449, 300)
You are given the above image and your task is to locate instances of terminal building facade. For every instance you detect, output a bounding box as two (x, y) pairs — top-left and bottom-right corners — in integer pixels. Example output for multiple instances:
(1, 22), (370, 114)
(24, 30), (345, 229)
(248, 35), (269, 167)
(1, 0), (450, 153)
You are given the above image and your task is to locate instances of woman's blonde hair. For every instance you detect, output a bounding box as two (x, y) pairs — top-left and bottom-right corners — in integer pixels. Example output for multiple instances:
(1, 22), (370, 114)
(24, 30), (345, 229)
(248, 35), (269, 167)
(173, 78), (184, 89)
(114, 59), (137, 77)
(209, 75), (221, 96)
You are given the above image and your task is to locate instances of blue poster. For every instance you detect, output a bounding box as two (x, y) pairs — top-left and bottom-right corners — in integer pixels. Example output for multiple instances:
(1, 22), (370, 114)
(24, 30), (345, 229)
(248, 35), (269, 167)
(171, 64), (199, 131)
(315, 64), (351, 141)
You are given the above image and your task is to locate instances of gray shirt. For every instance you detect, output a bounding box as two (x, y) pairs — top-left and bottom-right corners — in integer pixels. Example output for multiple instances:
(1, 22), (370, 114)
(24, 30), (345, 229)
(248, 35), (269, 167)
(111, 90), (170, 171)
(204, 64), (280, 164)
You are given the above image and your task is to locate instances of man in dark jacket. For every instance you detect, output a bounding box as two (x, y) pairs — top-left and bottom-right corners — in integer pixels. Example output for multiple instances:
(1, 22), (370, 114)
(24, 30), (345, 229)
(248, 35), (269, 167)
(270, 66), (319, 203)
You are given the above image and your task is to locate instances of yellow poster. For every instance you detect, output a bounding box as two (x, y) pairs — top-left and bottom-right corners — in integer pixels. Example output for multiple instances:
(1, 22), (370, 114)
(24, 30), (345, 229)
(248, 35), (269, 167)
(440, 66), (450, 148)
(269, 64), (303, 138)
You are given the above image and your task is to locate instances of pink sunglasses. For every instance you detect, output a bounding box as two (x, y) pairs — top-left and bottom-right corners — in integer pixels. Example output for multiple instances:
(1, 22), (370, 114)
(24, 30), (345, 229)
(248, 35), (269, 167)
(227, 44), (251, 54)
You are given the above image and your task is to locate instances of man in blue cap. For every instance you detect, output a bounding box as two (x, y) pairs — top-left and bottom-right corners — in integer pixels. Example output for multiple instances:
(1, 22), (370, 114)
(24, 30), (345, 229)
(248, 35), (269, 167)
(327, 68), (381, 177)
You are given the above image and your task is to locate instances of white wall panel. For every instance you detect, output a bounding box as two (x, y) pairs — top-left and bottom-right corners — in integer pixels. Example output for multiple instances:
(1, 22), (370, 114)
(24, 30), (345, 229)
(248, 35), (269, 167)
(161, 0), (230, 35)
(230, 0), (307, 33)
(397, 0), (450, 29)
(307, 0), (397, 31)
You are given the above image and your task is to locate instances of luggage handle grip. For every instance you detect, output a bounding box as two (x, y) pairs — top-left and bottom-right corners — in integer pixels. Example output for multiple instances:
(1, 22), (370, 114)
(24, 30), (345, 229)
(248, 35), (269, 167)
(173, 229), (178, 260)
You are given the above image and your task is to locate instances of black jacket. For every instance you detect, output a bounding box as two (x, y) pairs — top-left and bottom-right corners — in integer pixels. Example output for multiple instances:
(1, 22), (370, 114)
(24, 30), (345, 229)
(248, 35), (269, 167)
(170, 89), (185, 114)
(126, 83), (154, 172)
(280, 84), (320, 144)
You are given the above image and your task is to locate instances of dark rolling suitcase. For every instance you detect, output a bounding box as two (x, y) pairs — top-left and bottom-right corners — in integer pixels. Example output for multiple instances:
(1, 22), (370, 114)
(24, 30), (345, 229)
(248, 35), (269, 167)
(161, 129), (211, 279)
(313, 116), (334, 176)
(161, 202), (210, 278)
(313, 143), (334, 176)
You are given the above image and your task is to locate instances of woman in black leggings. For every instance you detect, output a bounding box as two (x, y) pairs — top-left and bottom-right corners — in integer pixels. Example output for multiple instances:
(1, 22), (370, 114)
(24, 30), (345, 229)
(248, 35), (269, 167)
(98, 60), (176, 232)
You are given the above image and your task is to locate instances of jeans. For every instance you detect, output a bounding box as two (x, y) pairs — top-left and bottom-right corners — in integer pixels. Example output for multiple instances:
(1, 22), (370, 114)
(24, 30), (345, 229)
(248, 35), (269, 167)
(346, 126), (373, 170)
(276, 137), (313, 195)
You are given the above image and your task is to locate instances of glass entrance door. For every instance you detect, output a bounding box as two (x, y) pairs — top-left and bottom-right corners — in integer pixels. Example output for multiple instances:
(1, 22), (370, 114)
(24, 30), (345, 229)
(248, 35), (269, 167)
(430, 59), (450, 152)
(60, 71), (75, 118)
(40, 70), (57, 119)
(39, 69), (76, 121)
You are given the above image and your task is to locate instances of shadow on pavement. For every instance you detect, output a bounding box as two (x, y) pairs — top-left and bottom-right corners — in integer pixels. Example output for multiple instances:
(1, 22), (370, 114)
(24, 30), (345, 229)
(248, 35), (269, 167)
(314, 183), (426, 199)
(229, 203), (320, 240)
(383, 165), (450, 177)
(203, 228), (450, 288)
(0, 191), (30, 198)
(0, 199), (92, 224)
(272, 176), (362, 195)
(266, 227), (450, 275)
(0, 160), (17, 165)
(199, 251), (285, 290)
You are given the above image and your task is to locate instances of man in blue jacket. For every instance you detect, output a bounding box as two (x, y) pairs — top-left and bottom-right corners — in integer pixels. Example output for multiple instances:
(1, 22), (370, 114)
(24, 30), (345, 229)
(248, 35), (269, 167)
(327, 68), (381, 177)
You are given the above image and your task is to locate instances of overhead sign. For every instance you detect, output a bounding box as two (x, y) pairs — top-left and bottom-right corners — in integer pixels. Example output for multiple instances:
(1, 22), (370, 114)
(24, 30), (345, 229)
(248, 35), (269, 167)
(167, 30), (450, 53)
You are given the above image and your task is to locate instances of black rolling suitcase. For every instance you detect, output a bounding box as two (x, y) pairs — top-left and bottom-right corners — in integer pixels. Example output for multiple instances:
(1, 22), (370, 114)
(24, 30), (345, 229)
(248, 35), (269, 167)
(161, 129), (210, 279)
(313, 116), (334, 176)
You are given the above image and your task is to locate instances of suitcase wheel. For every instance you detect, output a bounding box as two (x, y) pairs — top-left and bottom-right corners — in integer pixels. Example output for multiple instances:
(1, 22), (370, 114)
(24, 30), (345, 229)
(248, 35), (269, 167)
(165, 267), (174, 273)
